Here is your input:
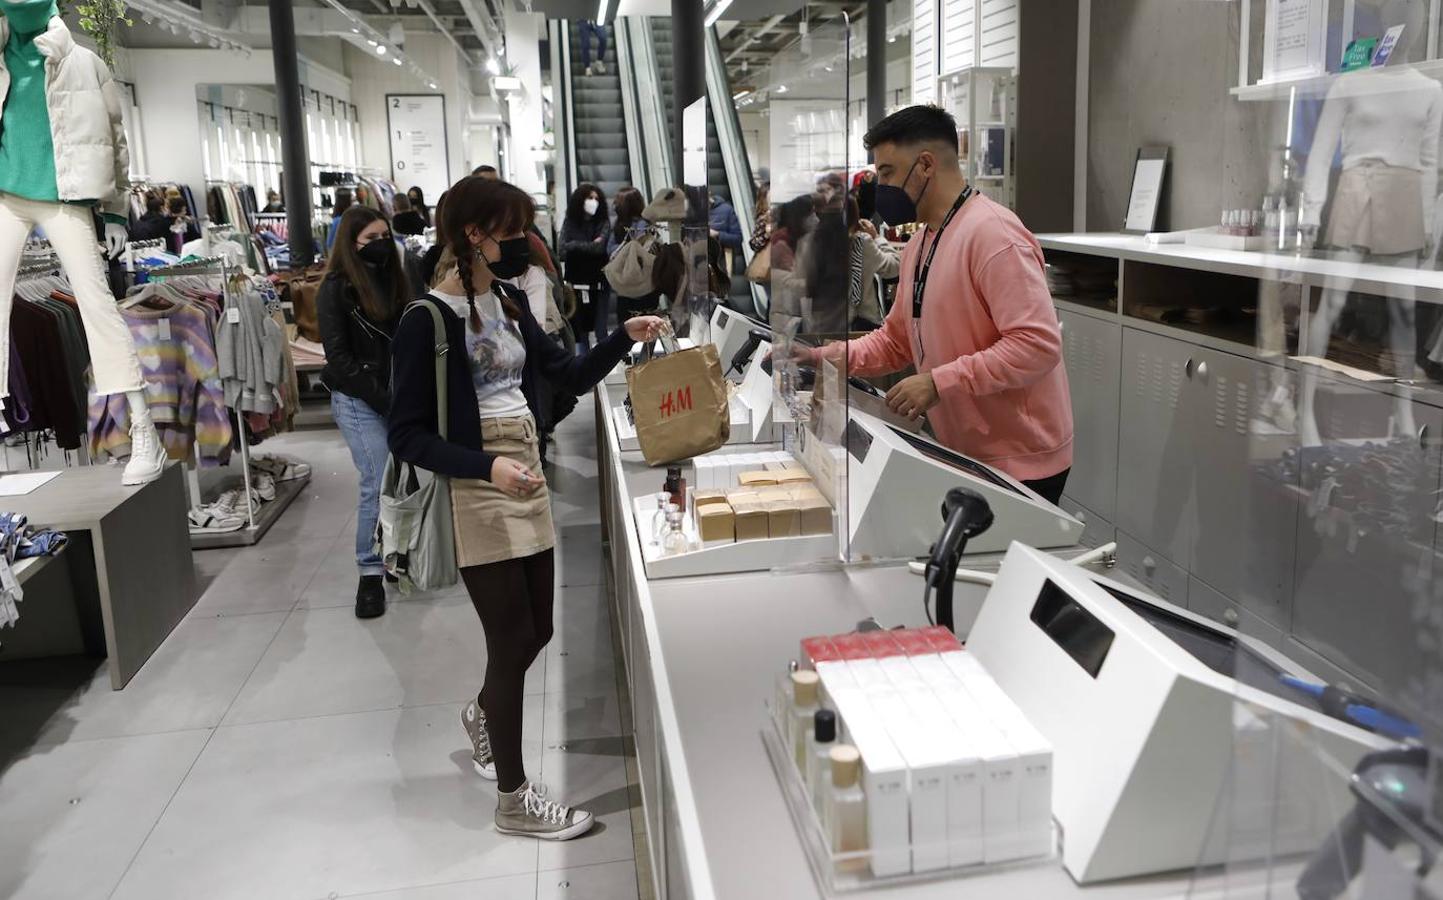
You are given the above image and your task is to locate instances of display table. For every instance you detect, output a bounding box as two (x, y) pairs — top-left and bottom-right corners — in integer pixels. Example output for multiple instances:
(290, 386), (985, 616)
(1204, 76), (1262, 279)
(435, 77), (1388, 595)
(0, 464), (197, 689)
(592, 384), (1225, 900)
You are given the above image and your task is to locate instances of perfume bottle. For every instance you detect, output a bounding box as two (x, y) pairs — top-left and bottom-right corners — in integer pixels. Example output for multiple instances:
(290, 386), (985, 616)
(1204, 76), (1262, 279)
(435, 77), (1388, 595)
(654, 502), (679, 544)
(665, 465), (687, 511)
(661, 511), (689, 556)
(775, 660), (799, 739)
(790, 670), (820, 769)
(828, 745), (868, 864)
(806, 709), (838, 821)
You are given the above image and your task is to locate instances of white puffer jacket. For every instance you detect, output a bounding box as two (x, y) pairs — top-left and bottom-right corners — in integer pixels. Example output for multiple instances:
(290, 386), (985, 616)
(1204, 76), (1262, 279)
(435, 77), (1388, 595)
(0, 16), (129, 217)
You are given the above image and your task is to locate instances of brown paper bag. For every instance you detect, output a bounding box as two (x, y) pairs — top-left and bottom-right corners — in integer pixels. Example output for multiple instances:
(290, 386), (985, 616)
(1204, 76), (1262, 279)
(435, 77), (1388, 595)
(626, 339), (730, 466)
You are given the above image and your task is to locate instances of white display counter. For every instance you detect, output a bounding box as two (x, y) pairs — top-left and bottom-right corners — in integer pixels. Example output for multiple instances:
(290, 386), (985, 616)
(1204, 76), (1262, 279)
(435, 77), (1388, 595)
(592, 382), (1270, 900)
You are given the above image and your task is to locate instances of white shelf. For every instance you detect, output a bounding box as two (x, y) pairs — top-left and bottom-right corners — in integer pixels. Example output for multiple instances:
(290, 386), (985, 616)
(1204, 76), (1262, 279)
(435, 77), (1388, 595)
(1231, 59), (1443, 101)
(632, 494), (836, 579)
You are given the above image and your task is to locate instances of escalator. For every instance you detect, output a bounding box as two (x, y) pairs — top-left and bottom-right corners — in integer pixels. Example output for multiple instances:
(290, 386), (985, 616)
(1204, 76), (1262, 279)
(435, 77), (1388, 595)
(568, 21), (631, 197)
(647, 19), (730, 204)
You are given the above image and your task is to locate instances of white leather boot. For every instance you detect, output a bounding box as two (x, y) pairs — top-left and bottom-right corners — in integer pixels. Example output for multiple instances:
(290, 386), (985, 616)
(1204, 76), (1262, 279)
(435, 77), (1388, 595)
(122, 391), (167, 486)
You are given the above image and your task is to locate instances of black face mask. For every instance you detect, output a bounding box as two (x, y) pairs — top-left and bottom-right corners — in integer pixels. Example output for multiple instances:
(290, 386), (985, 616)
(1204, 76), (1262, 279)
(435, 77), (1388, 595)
(485, 236), (531, 279)
(357, 239), (395, 268)
(874, 158), (930, 226)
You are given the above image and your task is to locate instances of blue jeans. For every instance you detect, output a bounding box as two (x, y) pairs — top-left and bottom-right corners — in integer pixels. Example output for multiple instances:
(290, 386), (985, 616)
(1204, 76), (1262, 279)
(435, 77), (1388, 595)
(579, 20), (607, 67)
(332, 390), (389, 576)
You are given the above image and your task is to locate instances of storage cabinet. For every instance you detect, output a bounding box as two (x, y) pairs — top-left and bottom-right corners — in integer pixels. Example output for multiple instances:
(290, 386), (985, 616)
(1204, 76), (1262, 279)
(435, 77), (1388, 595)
(1114, 530), (1190, 608)
(1058, 495), (1115, 550)
(1058, 308), (1120, 521)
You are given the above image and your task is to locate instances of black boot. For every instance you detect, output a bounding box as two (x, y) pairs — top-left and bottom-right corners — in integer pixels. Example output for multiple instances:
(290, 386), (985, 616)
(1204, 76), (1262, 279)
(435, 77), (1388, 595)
(355, 575), (386, 619)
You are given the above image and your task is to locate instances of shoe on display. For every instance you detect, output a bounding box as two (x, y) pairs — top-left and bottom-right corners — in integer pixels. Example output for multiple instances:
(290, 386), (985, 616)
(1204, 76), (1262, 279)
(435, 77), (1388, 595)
(210, 486), (263, 515)
(187, 506), (246, 534)
(355, 574), (386, 619)
(122, 420), (168, 486)
(251, 472), (278, 502)
(461, 698), (497, 780)
(252, 454), (311, 482)
(495, 781), (594, 841)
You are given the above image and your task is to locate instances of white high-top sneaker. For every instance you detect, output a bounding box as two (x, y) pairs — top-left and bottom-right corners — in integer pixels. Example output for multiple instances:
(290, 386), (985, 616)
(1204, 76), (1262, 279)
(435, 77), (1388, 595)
(122, 414), (168, 486)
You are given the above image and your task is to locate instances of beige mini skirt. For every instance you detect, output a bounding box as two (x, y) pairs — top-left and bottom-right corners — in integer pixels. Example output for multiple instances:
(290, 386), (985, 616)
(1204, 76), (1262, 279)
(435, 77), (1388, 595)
(1326, 162), (1426, 255)
(450, 414), (555, 568)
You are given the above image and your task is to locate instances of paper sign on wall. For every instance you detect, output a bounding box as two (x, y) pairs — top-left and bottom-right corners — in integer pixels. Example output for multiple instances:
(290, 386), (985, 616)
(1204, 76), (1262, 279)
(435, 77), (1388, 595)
(1262, 0), (1327, 84)
(386, 94), (450, 204)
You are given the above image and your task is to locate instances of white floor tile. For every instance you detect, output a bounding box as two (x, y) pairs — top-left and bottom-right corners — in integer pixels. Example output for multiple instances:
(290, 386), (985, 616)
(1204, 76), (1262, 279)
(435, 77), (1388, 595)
(223, 598), (545, 726)
(0, 611), (286, 747)
(339, 873), (536, 899)
(536, 860), (639, 900)
(535, 744), (636, 873)
(544, 688), (623, 745)
(191, 534), (334, 617)
(0, 729), (210, 900)
(111, 706), (541, 900)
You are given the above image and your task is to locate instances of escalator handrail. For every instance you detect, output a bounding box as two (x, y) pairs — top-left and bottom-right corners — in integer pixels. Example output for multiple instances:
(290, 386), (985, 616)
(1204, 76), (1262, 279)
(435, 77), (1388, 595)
(614, 20), (647, 198)
(704, 24), (763, 314)
(555, 20), (579, 200)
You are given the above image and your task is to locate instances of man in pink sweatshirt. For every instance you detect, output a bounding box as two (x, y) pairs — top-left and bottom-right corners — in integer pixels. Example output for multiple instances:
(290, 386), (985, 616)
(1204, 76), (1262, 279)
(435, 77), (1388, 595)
(816, 105), (1074, 502)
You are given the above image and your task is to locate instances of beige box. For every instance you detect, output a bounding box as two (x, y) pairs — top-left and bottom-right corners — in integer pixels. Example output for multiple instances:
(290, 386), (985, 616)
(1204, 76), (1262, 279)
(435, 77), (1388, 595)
(789, 484), (825, 502)
(774, 469), (814, 486)
(766, 500), (802, 538)
(693, 489), (730, 509)
(737, 470), (779, 488)
(798, 496), (833, 535)
(697, 504), (735, 543)
(726, 489), (763, 507)
(732, 503), (769, 541)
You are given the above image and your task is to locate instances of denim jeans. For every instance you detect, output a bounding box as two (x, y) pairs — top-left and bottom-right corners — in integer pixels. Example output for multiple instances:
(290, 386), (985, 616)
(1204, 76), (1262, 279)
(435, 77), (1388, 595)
(579, 20), (607, 67)
(332, 390), (389, 576)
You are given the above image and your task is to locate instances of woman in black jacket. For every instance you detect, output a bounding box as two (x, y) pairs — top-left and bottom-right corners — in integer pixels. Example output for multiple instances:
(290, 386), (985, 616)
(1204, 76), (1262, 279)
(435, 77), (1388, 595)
(318, 206), (406, 619)
(389, 177), (662, 841)
(558, 183), (611, 350)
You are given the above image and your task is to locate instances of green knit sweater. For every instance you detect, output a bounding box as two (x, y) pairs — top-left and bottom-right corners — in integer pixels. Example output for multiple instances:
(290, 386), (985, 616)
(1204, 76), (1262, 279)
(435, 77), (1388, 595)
(0, 2), (60, 202)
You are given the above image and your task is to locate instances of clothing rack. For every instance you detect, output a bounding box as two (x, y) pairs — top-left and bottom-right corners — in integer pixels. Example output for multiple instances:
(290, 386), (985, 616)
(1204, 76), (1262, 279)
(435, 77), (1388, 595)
(138, 256), (308, 548)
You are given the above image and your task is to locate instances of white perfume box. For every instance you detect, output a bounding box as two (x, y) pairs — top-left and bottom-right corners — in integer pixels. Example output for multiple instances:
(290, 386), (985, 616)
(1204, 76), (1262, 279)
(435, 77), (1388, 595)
(956, 665), (1054, 860)
(903, 687), (984, 869)
(829, 685), (911, 877)
(935, 681), (1021, 864)
(873, 688), (949, 873)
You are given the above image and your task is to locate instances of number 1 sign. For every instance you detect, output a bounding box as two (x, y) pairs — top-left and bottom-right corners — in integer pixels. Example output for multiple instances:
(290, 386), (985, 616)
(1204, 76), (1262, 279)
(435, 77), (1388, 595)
(386, 94), (450, 203)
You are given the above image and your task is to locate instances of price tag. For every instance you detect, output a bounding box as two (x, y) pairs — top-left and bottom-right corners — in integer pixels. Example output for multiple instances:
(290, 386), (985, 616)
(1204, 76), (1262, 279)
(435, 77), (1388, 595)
(157, 318), (171, 341)
(227, 307), (241, 324)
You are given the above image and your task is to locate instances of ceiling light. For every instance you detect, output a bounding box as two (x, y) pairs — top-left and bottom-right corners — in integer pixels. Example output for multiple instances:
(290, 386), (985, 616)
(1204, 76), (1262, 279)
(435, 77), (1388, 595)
(392, 57), (403, 66)
(351, 27), (359, 33)
(703, 0), (733, 28)
(888, 34), (896, 43)
(428, 81), (438, 89)
(366, 38), (377, 45)
(485, 57), (500, 75)
(376, 44), (388, 55)
(596, 0), (610, 23)
(776, 84), (788, 93)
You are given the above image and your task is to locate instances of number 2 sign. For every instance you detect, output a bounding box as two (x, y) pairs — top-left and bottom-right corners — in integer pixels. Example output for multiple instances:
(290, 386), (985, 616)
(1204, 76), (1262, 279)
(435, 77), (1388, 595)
(386, 94), (449, 203)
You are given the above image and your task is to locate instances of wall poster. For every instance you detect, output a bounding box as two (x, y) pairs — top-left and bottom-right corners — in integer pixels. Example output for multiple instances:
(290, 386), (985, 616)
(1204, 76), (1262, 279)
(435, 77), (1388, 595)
(1261, 0), (1328, 83)
(386, 94), (449, 203)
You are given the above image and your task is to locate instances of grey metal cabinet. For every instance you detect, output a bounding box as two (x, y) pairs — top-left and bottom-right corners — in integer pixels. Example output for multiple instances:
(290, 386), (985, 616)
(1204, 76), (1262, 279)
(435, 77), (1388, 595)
(1115, 530), (1190, 607)
(1058, 309), (1121, 522)
(1186, 347), (1298, 626)
(1290, 393), (1443, 694)
(1059, 495), (1116, 550)
(1116, 328), (1195, 570)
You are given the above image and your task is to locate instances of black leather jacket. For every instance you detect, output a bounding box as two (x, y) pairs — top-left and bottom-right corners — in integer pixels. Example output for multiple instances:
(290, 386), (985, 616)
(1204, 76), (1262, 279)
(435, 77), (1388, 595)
(316, 273), (396, 415)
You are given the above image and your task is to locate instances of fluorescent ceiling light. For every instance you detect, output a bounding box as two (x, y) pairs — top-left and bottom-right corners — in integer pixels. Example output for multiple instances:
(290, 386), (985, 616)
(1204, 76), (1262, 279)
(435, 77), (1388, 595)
(703, 0), (732, 28)
(428, 81), (438, 89)
(596, 0), (610, 22)
(493, 75), (522, 93)
(732, 90), (751, 100)
(393, 57), (403, 66)
(776, 83), (788, 93)
(376, 44), (388, 55)
(485, 57), (500, 74)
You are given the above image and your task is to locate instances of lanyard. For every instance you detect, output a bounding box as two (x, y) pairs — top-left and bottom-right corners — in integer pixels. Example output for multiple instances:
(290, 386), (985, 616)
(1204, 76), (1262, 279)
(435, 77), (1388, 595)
(910, 185), (974, 319)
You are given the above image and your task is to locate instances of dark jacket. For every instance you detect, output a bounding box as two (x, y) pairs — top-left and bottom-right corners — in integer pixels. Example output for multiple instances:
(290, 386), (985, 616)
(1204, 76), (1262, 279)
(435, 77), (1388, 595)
(389, 282), (633, 482)
(709, 199), (743, 251)
(317, 273), (397, 415)
(393, 210), (427, 236)
(559, 216), (609, 285)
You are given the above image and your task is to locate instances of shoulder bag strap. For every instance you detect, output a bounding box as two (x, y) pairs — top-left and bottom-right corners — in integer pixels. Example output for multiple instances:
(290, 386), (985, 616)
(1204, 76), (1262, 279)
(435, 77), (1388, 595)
(403, 296), (451, 443)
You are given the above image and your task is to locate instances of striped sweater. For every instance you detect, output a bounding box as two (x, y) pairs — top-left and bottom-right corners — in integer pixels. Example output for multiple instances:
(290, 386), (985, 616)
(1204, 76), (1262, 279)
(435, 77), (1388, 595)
(88, 300), (234, 465)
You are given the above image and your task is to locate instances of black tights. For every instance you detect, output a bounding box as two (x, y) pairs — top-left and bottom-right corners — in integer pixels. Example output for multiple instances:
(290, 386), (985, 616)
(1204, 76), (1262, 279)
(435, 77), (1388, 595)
(461, 548), (556, 793)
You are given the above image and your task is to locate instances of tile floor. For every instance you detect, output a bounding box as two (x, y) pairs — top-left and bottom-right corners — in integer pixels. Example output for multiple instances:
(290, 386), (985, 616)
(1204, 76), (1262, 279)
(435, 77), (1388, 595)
(0, 399), (645, 900)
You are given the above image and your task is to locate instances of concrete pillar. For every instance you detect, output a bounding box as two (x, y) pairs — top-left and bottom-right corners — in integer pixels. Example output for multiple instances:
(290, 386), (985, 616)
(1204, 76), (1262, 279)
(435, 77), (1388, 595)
(268, 0), (315, 267)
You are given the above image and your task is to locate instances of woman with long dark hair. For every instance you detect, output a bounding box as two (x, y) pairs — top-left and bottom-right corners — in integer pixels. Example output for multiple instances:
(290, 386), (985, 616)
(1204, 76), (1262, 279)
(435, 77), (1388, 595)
(325, 187), (355, 251)
(388, 176), (663, 840)
(559, 183), (611, 348)
(318, 206), (406, 618)
(407, 185), (430, 226)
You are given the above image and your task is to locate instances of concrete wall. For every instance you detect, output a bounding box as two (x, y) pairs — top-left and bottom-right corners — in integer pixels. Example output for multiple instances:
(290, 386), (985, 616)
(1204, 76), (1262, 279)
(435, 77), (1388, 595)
(1015, 0), (1076, 233)
(346, 33), (476, 194)
(1085, 0), (1278, 231)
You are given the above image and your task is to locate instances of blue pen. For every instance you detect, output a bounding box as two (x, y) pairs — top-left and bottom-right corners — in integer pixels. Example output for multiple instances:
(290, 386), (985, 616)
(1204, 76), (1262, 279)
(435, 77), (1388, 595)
(1279, 675), (1421, 741)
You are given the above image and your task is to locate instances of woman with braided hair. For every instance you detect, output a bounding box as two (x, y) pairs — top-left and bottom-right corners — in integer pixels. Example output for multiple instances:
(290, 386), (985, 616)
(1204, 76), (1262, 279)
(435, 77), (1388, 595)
(388, 176), (664, 841)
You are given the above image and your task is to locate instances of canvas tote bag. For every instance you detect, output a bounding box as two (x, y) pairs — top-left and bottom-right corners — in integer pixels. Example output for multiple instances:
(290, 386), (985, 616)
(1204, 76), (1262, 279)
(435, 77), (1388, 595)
(625, 326), (730, 466)
(603, 226), (661, 297)
(375, 299), (459, 592)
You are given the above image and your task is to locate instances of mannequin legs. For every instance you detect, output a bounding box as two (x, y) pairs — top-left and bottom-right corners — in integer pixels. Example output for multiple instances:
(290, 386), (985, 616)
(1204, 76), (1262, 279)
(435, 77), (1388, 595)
(0, 194), (164, 483)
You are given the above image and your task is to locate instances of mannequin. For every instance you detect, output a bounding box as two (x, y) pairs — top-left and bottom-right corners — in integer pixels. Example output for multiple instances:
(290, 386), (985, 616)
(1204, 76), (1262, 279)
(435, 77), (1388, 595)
(1298, 0), (1441, 446)
(0, 0), (164, 484)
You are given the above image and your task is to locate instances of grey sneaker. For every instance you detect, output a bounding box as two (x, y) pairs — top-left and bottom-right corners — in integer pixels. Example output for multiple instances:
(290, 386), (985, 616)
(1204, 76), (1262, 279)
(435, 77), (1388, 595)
(496, 781), (595, 841)
(461, 699), (496, 780)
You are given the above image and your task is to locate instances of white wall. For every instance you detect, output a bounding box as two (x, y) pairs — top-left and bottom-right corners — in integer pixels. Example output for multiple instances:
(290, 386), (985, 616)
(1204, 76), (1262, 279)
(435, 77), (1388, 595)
(347, 32), (475, 196)
(502, 9), (547, 196)
(122, 48), (350, 199)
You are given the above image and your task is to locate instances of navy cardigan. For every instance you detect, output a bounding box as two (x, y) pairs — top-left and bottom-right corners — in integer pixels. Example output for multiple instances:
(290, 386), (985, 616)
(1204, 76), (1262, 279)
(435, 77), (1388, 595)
(388, 283), (633, 481)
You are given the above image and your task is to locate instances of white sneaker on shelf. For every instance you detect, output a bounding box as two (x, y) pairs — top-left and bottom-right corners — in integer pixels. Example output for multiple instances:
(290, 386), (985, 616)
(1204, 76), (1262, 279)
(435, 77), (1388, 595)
(251, 472), (277, 502)
(122, 419), (168, 486)
(253, 455), (312, 482)
(210, 486), (262, 515)
(188, 506), (245, 534)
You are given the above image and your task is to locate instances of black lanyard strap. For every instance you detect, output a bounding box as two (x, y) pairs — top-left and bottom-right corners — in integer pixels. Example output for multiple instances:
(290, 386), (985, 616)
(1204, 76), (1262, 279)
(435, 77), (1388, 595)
(911, 185), (974, 319)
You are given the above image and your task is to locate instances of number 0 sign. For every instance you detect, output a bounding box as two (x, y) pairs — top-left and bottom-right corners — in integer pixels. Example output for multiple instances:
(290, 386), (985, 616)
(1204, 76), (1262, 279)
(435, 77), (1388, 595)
(386, 94), (449, 203)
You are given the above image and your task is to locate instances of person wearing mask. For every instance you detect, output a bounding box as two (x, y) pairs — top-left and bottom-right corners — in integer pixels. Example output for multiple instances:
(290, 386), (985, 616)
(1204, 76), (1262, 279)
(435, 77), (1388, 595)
(317, 207), (405, 618)
(262, 190), (284, 214)
(559, 183), (611, 348)
(607, 186), (661, 322)
(406, 186), (430, 226)
(420, 190), (448, 287)
(808, 105), (1073, 502)
(795, 195), (850, 335)
(709, 191), (743, 252)
(129, 196), (171, 242)
(392, 195), (427, 236)
(846, 195), (901, 328)
(388, 176), (664, 840)
(326, 187), (355, 251)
